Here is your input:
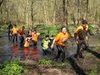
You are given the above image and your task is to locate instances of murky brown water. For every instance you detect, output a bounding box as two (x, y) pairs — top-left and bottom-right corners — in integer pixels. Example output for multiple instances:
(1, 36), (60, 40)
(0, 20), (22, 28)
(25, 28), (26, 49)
(0, 32), (100, 63)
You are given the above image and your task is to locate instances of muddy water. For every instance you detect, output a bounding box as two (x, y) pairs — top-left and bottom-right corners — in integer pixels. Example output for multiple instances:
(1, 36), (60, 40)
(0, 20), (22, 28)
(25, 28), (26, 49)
(0, 32), (100, 63)
(67, 33), (100, 56)
(0, 32), (43, 63)
(88, 33), (100, 46)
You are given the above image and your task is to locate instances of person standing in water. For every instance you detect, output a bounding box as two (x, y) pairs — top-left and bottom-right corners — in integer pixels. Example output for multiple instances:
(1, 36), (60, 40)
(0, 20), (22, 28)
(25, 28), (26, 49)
(51, 26), (71, 62)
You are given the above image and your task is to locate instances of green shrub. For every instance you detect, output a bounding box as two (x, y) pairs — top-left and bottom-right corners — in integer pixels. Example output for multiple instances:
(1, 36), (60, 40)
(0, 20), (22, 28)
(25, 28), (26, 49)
(0, 25), (8, 31)
(53, 62), (69, 68)
(89, 65), (100, 75)
(0, 60), (28, 75)
(37, 58), (52, 66)
(39, 25), (61, 38)
(88, 24), (95, 32)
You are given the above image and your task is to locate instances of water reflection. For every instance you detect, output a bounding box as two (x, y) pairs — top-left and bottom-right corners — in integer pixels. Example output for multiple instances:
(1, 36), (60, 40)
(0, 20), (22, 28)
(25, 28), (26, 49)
(12, 44), (19, 57)
(11, 44), (40, 61)
(24, 47), (30, 59)
(31, 47), (40, 61)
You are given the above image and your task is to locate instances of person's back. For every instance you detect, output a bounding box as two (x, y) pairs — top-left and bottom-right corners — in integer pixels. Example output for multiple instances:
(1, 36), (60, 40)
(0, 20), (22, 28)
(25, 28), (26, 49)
(12, 25), (18, 35)
(32, 29), (40, 46)
(12, 24), (18, 43)
(18, 26), (25, 46)
(19, 26), (25, 35)
(8, 23), (13, 31)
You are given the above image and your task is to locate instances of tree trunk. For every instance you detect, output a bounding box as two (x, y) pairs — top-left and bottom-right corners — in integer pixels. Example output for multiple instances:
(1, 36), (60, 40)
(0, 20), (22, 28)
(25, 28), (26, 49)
(31, 0), (34, 27)
(86, 0), (89, 19)
(0, 0), (3, 7)
(43, 1), (47, 24)
(62, 0), (66, 26)
(77, 0), (80, 25)
(52, 0), (56, 24)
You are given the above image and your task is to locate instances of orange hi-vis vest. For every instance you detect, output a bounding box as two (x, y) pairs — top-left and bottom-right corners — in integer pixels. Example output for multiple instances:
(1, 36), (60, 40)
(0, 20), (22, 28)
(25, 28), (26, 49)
(24, 38), (30, 47)
(18, 28), (24, 36)
(55, 32), (70, 47)
(75, 25), (88, 39)
(20, 28), (24, 35)
(32, 32), (40, 42)
(12, 27), (18, 34)
(75, 25), (88, 33)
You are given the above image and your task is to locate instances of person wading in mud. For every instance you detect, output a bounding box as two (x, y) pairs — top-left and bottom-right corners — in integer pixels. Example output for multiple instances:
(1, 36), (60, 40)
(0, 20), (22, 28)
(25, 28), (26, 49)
(12, 24), (18, 43)
(81, 18), (94, 36)
(41, 35), (50, 55)
(51, 26), (71, 62)
(74, 20), (89, 59)
(31, 29), (40, 47)
(8, 22), (13, 40)
(24, 35), (31, 59)
(18, 26), (25, 46)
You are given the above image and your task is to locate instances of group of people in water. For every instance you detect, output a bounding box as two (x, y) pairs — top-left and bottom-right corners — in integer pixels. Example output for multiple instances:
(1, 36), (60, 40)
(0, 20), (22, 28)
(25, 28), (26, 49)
(7, 19), (90, 62)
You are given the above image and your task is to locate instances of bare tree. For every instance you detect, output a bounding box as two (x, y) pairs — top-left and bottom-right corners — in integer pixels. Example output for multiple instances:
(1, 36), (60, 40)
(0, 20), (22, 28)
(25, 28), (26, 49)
(0, 0), (3, 7)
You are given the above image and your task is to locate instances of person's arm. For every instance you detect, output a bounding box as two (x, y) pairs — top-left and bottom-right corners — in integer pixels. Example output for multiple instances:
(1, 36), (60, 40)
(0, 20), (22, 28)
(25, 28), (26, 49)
(67, 34), (74, 46)
(51, 33), (60, 48)
(86, 31), (88, 40)
(41, 39), (44, 47)
(86, 25), (89, 31)
(74, 33), (77, 41)
(74, 26), (81, 42)
(74, 26), (79, 41)
(51, 39), (56, 49)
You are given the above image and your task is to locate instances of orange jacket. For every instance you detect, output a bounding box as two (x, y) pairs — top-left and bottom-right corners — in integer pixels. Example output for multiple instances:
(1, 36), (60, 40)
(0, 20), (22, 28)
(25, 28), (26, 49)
(12, 27), (18, 34)
(55, 32), (70, 47)
(24, 38), (30, 47)
(32, 32), (40, 42)
(18, 28), (24, 36)
(20, 28), (24, 35)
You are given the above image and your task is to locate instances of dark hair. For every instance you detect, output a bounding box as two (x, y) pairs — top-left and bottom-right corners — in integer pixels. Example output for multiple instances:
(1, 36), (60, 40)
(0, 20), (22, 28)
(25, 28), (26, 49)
(51, 35), (54, 37)
(32, 29), (36, 32)
(33, 29), (37, 32)
(82, 20), (88, 24)
(14, 24), (17, 27)
(34, 29), (36, 31)
(61, 26), (66, 31)
(22, 26), (25, 28)
(26, 35), (29, 37)
(45, 35), (49, 38)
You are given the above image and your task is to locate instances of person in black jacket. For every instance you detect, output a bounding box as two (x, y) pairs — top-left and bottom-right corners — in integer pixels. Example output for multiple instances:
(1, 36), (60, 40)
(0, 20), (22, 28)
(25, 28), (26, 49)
(8, 22), (13, 40)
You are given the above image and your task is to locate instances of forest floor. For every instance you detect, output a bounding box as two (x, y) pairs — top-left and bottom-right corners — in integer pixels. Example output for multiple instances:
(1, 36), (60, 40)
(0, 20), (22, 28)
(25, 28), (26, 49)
(23, 46), (100, 75)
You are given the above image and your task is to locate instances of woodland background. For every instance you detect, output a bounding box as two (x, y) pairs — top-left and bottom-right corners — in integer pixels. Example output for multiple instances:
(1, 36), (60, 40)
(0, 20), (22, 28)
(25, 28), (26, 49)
(0, 0), (100, 27)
